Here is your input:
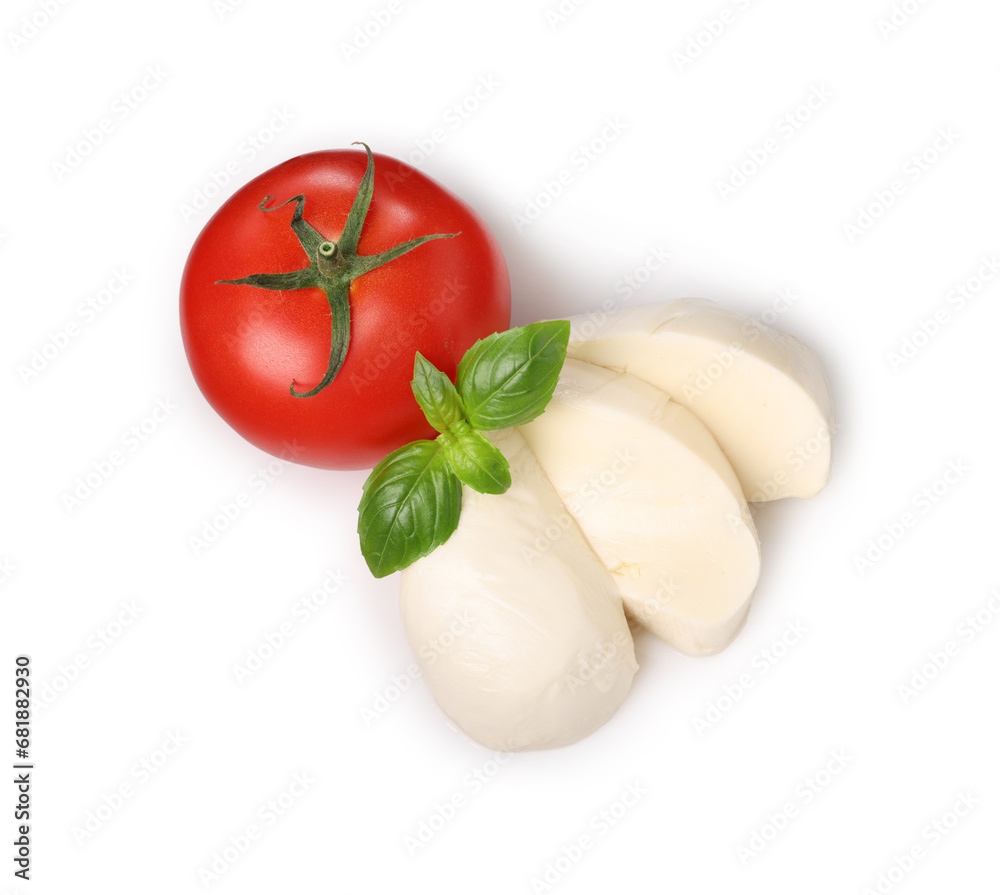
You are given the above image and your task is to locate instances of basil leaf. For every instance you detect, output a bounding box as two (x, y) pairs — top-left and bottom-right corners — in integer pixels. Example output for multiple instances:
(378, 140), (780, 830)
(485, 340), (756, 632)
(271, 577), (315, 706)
(358, 441), (462, 578)
(411, 352), (465, 433)
(357, 321), (572, 579)
(443, 428), (511, 495)
(457, 320), (570, 429)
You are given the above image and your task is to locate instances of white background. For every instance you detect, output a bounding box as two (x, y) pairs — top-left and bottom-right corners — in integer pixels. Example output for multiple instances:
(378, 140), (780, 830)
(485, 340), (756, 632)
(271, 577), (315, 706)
(2, 0), (999, 892)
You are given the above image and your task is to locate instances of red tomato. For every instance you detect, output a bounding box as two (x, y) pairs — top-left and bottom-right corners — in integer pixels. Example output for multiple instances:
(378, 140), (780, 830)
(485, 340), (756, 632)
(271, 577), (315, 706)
(180, 146), (510, 469)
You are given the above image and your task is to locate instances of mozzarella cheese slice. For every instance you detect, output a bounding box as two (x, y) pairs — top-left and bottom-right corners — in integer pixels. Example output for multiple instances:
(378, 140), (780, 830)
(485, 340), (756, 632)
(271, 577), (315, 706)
(566, 298), (834, 501)
(518, 358), (761, 656)
(399, 427), (637, 751)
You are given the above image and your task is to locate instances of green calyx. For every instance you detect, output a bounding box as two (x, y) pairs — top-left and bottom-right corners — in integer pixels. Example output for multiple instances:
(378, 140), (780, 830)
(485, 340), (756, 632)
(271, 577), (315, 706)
(216, 141), (459, 398)
(357, 320), (571, 578)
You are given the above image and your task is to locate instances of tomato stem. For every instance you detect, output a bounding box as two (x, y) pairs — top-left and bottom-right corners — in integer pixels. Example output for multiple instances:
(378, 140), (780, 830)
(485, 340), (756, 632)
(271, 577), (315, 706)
(216, 142), (460, 398)
(291, 280), (351, 398)
(316, 241), (342, 278)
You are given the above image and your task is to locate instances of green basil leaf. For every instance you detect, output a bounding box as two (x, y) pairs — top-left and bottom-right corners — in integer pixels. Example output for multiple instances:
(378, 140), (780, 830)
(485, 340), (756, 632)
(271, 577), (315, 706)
(443, 428), (511, 495)
(411, 352), (465, 433)
(358, 441), (462, 578)
(457, 320), (570, 429)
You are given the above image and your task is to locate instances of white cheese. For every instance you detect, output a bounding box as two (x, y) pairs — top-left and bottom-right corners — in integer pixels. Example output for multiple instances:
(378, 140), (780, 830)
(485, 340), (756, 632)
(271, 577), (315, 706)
(566, 298), (834, 501)
(399, 427), (637, 751)
(518, 358), (761, 656)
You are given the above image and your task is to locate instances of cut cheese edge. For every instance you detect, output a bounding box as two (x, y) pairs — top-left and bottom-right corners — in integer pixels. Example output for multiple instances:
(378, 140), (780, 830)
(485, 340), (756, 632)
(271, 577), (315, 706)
(399, 427), (637, 751)
(567, 298), (834, 501)
(518, 358), (761, 656)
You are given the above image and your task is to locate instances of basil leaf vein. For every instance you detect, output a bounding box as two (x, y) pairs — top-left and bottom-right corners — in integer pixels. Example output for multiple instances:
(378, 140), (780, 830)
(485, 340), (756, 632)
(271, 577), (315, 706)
(411, 352), (465, 433)
(358, 441), (462, 578)
(443, 428), (511, 495)
(457, 320), (570, 429)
